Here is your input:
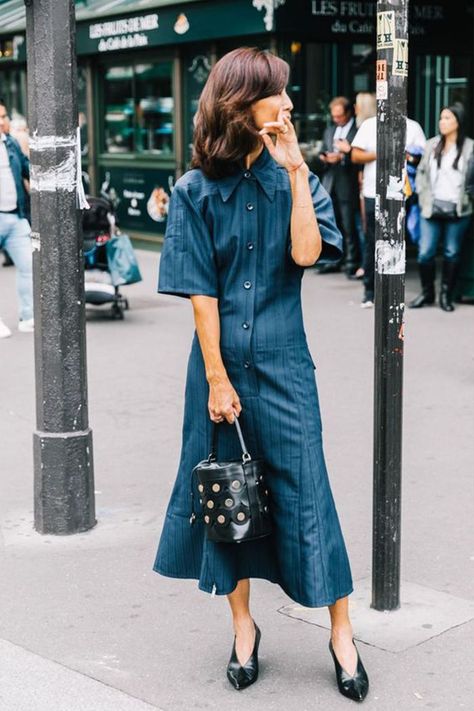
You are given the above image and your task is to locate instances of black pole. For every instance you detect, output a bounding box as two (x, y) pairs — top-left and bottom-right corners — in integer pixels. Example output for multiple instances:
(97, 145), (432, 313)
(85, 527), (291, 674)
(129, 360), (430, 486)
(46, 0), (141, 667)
(25, 0), (96, 534)
(372, 0), (409, 610)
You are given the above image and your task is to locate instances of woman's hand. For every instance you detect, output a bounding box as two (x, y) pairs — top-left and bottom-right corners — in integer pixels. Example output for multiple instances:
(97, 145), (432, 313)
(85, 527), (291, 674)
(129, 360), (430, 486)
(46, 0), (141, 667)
(259, 112), (304, 173)
(208, 375), (242, 424)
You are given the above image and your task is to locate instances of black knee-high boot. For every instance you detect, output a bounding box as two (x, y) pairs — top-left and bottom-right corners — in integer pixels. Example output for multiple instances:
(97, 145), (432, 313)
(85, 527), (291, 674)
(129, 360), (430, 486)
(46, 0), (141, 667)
(439, 260), (459, 312)
(409, 261), (436, 308)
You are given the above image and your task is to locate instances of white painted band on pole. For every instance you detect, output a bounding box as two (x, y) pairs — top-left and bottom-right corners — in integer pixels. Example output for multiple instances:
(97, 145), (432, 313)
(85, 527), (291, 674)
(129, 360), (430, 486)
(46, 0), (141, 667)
(375, 240), (406, 275)
(76, 126), (90, 210)
(30, 150), (76, 192)
(29, 133), (76, 151)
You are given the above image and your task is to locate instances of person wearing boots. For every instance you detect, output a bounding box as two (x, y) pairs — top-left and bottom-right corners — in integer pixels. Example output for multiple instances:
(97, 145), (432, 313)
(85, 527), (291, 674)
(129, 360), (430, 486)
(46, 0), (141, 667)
(410, 105), (473, 312)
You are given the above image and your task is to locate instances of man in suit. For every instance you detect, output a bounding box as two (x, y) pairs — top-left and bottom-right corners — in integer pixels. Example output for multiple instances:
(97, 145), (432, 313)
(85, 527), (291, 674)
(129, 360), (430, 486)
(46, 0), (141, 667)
(318, 96), (360, 276)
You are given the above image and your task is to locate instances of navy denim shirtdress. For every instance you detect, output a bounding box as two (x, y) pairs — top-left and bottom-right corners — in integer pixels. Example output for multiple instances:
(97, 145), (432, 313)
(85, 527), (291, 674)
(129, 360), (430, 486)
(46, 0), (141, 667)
(153, 148), (353, 607)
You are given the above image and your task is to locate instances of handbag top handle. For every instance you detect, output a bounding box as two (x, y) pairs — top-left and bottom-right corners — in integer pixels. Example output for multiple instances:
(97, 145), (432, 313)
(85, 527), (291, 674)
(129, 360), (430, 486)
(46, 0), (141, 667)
(209, 416), (251, 464)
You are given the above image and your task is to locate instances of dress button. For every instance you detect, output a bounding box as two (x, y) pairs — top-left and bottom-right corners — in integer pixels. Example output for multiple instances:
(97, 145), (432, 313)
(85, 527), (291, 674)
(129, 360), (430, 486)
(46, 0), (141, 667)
(246, 202), (254, 211)
(242, 322), (249, 330)
(243, 280), (252, 289)
(247, 242), (254, 250)
(244, 361), (250, 369)
(243, 171), (251, 179)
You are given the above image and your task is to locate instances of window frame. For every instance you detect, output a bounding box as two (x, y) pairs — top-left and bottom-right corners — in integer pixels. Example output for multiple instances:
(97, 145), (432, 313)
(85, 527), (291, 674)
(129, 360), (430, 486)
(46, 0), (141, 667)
(97, 49), (176, 164)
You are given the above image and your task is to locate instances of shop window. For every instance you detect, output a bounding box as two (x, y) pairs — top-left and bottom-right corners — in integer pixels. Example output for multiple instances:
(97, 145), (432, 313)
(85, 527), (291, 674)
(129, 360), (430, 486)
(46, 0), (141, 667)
(414, 55), (472, 138)
(104, 65), (134, 154)
(135, 63), (173, 155)
(0, 67), (27, 118)
(102, 61), (173, 156)
(183, 50), (213, 163)
(280, 41), (337, 162)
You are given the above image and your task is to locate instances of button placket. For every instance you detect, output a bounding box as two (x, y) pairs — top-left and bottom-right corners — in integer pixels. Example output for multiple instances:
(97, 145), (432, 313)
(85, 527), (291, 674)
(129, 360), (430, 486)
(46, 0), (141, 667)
(241, 182), (258, 370)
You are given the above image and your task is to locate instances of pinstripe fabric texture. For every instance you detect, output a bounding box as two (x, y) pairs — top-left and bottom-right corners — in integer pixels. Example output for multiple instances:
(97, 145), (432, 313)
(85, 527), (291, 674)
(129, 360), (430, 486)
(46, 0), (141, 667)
(153, 148), (353, 607)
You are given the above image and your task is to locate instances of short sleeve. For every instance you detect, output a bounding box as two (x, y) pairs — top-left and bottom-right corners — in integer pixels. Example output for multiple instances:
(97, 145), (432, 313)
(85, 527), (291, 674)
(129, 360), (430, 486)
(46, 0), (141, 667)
(306, 172), (343, 265)
(351, 121), (370, 151)
(158, 182), (218, 299)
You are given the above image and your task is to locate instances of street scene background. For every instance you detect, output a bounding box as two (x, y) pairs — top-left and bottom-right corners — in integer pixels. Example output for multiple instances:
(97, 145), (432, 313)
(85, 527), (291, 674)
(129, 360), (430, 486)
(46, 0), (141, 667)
(1, 250), (473, 710)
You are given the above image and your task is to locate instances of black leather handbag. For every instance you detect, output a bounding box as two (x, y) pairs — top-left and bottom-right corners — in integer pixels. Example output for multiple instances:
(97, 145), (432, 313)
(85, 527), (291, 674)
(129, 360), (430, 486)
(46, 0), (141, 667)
(191, 417), (272, 544)
(432, 198), (457, 219)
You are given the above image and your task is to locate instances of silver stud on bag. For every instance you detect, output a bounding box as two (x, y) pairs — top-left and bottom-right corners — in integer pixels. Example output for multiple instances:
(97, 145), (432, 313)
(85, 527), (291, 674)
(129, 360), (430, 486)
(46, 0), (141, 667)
(204, 515), (210, 524)
(237, 512), (246, 522)
(198, 484), (204, 492)
(212, 483), (221, 493)
(231, 480), (241, 490)
(217, 515), (225, 524)
(207, 500), (214, 509)
(225, 498), (234, 508)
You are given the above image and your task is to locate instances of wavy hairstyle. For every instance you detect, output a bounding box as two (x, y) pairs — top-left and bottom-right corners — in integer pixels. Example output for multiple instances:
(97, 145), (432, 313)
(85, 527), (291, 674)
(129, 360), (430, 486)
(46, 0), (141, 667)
(191, 48), (289, 179)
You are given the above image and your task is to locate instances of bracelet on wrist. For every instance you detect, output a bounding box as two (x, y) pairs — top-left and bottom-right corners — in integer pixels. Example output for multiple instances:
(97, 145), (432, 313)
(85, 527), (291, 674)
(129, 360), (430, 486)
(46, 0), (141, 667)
(287, 160), (306, 173)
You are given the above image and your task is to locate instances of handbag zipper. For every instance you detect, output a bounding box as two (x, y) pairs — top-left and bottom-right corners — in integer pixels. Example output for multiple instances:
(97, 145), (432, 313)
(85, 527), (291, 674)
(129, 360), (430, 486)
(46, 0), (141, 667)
(211, 583), (217, 597)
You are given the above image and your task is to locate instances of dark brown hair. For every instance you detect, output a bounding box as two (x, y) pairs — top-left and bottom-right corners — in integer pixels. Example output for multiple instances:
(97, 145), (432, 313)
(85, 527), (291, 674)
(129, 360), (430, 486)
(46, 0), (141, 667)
(434, 104), (466, 171)
(191, 47), (289, 179)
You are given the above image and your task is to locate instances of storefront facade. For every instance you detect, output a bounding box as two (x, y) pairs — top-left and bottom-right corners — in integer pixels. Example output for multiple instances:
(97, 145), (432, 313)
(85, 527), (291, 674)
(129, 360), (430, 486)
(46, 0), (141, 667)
(0, 0), (472, 241)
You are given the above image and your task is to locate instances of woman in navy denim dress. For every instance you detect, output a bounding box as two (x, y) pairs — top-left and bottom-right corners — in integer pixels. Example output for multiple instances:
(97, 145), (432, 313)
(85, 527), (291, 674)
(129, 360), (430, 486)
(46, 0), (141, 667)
(154, 48), (369, 702)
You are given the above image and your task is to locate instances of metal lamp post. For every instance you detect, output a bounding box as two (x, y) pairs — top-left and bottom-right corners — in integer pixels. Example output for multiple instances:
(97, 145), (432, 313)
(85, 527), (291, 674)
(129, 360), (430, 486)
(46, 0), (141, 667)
(24, 0), (95, 534)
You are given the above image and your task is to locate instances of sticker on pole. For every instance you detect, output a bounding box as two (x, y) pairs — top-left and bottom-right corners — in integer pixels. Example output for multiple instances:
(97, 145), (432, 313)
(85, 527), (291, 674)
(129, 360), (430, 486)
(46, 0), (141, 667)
(377, 11), (395, 49)
(375, 241), (406, 275)
(393, 39), (409, 76)
(376, 60), (387, 81)
(377, 81), (388, 100)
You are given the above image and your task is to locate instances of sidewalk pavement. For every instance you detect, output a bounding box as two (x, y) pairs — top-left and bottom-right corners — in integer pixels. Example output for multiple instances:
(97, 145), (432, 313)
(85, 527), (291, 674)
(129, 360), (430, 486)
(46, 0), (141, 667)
(0, 249), (473, 711)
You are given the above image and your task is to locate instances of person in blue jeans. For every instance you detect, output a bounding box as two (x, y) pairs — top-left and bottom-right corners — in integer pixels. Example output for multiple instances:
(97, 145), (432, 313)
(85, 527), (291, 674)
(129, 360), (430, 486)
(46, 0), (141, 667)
(410, 104), (473, 312)
(0, 99), (33, 338)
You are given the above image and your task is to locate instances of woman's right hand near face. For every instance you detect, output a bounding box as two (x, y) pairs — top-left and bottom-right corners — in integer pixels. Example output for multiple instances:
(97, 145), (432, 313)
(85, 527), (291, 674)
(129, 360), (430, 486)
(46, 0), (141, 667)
(208, 376), (242, 424)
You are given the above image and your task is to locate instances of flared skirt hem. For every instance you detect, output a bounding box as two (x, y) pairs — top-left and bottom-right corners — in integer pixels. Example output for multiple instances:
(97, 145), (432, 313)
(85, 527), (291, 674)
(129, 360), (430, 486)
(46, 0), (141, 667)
(153, 564), (353, 609)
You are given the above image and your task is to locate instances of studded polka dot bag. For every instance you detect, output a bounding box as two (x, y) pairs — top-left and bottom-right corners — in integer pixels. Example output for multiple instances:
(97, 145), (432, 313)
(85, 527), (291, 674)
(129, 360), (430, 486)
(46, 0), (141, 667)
(190, 416), (272, 544)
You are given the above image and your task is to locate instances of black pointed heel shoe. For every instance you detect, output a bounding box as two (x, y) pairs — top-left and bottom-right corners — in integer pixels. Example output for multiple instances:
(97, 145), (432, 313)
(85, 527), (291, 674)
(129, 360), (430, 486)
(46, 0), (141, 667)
(227, 622), (261, 691)
(329, 639), (369, 702)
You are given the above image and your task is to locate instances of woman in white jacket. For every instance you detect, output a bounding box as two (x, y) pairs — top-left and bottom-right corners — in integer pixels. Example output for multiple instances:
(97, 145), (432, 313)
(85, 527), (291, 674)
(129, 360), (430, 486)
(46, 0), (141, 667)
(410, 104), (473, 312)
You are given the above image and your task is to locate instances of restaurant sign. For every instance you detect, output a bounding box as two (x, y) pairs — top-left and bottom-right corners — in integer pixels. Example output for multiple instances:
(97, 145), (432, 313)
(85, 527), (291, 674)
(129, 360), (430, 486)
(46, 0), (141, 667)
(89, 14), (159, 53)
(76, 1), (269, 56)
(275, 0), (464, 45)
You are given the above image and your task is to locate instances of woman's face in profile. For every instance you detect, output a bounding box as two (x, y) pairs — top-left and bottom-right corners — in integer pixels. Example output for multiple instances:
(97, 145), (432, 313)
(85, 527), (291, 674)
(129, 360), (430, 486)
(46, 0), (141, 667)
(251, 89), (293, 131)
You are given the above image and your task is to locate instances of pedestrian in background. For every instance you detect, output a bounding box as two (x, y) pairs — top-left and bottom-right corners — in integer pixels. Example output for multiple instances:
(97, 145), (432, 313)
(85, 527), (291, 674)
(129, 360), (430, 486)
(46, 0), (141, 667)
(0, 99), (33, 339)
(409, 104), (473, 312)
(153, 48), (369, 702)
(9, 113), (30, 158)
(352, 93), (377, 279)
(317, 96), (361, 277)
(351, 114), (426, 307)
(354, 92), (376, 128)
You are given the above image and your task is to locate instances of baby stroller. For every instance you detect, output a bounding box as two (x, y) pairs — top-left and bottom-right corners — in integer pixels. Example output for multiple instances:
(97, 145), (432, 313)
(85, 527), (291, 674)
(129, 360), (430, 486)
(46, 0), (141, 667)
(82, 196), (141, 319)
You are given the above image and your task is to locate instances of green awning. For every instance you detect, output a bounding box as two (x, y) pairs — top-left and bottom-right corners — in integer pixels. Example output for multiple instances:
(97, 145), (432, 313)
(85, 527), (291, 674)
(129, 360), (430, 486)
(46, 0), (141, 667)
(0, 0), (202, 34)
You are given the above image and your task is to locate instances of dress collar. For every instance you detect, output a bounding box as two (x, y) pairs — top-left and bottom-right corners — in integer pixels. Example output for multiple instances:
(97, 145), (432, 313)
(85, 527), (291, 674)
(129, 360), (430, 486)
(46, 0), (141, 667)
(217, 148), (277, 203)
